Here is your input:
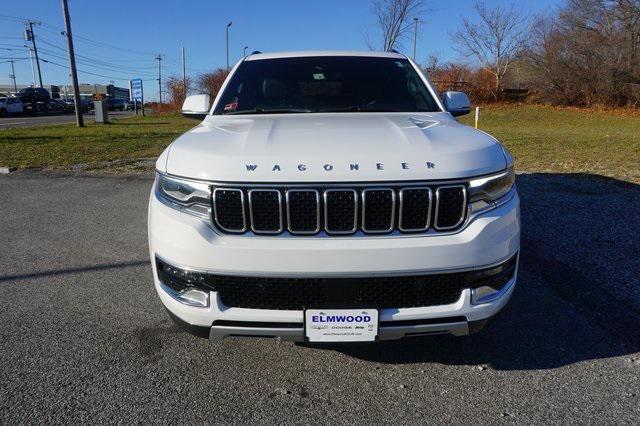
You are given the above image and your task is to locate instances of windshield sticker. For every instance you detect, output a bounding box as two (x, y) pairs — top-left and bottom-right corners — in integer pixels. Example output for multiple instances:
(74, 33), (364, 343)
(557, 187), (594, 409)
(224, 102), (238, 111)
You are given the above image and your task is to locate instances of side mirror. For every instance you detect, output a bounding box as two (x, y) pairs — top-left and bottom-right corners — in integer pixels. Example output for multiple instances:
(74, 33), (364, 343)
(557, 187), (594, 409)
(182, 94), (210, 119)
(442, 91), (471, 117)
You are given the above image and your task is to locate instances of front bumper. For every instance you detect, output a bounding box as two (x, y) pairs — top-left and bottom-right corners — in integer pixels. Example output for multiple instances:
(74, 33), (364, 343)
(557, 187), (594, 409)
(148, 183), (520, 341)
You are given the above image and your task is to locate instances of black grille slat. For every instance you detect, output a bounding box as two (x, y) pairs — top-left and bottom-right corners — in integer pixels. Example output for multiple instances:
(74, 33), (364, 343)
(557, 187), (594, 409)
(287, 190), (319, 233)
(325, 190), (357, 234)
(435, 186), (467, 229)
(362, 189), (394, 232)
(249, 190), (282, 233)
(399, 188), (431, 231)
(213, 189), (245, 231)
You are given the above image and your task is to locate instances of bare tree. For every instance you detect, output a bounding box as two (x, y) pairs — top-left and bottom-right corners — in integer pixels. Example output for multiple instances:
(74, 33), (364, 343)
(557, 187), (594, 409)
(371, 0), (425, 51)
(165, 74), (192, 108)
(196, 69), (230, 99)
(523, 0), (640, 106)
(451, 1), (528, 98)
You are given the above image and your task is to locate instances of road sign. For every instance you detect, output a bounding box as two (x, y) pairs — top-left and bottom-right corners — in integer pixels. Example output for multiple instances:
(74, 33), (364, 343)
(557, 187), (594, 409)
(131, 78), (143, 102)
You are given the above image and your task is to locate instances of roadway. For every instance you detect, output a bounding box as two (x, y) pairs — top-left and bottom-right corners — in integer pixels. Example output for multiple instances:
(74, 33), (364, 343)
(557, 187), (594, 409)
(0, 110), (137, 128)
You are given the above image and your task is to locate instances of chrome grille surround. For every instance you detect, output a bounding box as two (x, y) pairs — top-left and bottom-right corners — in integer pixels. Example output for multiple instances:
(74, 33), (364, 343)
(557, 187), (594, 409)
(212, 188), (247, 233)
(434, 185), (467, 231)
(209, 182), (469, 237)
(361, 188), (396, 233)
(248, 189), (283, 234)
(398, 187), (432, 232)
(286, 189), (321, 234)
(323, 189), (358, 234)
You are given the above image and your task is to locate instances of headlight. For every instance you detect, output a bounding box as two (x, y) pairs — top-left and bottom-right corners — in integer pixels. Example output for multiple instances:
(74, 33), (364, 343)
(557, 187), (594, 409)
(155, 172), (211, 218)
(468, 167), (515, 212)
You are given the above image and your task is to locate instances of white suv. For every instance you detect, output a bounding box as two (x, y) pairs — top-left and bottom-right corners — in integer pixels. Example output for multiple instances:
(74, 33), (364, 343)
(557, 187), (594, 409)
(148, 51), (520, 343)
(0, 96), (23, 116)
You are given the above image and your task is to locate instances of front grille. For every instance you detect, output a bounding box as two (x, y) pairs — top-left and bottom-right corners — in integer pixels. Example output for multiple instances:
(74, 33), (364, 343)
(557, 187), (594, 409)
(156, 254), (517, 310)
(211, 184), (467, 235)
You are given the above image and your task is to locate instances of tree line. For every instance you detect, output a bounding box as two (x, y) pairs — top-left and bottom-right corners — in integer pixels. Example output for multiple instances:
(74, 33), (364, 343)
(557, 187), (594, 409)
(164, 0), (640, 109)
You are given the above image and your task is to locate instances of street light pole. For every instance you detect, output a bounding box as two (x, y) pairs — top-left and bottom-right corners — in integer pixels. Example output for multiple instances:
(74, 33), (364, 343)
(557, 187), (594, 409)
(243, 46), (248, 57)
(412, 17), (418, 61)
(156, 54), (163, 104)
(226, 21), (232, 71)
(181, 47), (186, 99)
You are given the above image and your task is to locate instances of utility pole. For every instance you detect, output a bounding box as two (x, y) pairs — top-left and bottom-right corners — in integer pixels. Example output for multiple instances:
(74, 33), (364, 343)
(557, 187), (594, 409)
(156, 54), (163, 104)
(61, 0), (84, 127)
(9, 60), (17, 93)
(226, 21), (232, 70)
(412, 17), (418, 61)
(24, 20), (43, 87)
(181, 47), (186, 99)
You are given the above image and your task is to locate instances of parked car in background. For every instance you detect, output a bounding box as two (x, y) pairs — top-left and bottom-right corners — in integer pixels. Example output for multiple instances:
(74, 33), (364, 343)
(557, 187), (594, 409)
(0, 96), (24, 116)
(124, 100), (135, 110)
(106, 98), (126, 111)
(16, 87), (51, 114)
(16, 87), (51, 104)
(61, 97), (92, 113)
(47, 99), (72, 113)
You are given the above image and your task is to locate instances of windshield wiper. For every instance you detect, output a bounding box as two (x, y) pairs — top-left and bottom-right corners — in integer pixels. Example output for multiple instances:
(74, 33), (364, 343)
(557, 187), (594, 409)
(225, 107), (312, 115)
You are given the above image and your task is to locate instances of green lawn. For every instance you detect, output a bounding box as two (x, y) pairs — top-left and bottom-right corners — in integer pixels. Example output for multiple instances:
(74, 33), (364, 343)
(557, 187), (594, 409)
(459, 104), (640, 183)
(0, 113), (195, 170)
(1, 106), (639, 183)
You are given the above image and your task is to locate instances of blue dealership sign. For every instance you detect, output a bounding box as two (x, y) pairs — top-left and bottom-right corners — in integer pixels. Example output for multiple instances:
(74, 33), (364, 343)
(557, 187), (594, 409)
(131, 78), (143, 102)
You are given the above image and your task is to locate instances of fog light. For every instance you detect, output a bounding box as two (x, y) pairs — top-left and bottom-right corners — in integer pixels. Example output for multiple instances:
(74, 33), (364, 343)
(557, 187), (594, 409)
(176, 288), (210, 308)
(156, 257), (213, 308)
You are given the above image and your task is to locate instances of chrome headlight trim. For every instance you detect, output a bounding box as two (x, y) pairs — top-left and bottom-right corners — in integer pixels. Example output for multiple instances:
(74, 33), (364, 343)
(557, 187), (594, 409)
(155, 172), (212, 219)
(467, 167), (516, 215)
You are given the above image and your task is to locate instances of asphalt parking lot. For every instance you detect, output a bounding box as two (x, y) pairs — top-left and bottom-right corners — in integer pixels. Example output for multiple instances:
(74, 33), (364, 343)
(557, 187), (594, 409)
(0, 110), (136, 128)
(0, 172), (639, 423)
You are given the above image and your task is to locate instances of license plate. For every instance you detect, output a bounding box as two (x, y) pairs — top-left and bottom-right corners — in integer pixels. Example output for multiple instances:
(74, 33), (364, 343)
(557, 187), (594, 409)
(305, 309), (378, 342)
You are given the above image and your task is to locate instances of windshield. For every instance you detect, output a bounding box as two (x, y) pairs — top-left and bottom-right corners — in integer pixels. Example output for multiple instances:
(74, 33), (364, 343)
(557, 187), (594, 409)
(213, 56), (441, 115)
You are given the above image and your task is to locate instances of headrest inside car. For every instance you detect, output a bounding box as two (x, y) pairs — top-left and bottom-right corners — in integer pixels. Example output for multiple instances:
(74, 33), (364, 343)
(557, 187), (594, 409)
(262, 78), (288, 99)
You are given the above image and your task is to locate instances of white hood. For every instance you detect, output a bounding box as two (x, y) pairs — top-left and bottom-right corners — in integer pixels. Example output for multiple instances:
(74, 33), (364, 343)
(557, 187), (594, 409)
(160, 112), (507, 182)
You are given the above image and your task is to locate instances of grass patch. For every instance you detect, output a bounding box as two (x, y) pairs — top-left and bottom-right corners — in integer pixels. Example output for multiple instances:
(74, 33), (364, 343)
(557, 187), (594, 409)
(0, 113), (195, 169)
(1, 106), (638, 183)
(459, 104), (640, 183)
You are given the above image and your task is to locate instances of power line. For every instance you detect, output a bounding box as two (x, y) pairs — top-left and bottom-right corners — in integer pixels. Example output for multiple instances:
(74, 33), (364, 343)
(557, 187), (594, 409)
(36, 46), (158, 77)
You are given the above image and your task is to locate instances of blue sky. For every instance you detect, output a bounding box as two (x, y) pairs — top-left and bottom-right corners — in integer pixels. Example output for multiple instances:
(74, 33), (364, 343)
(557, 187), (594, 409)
(1, 0), (562, 100)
